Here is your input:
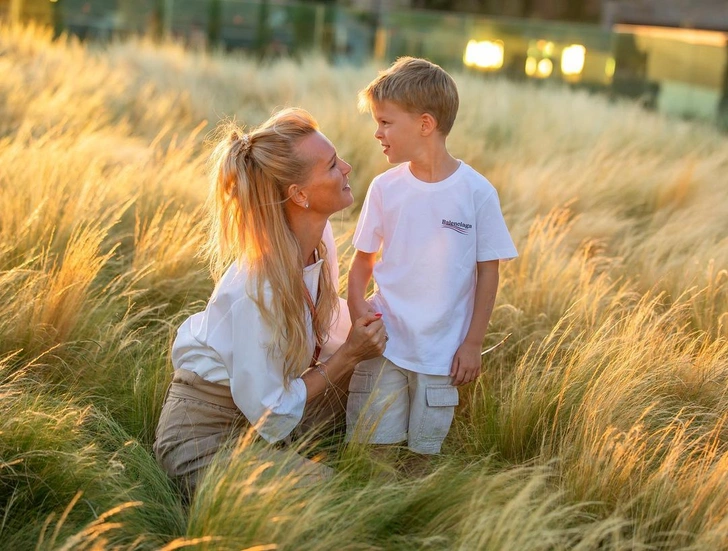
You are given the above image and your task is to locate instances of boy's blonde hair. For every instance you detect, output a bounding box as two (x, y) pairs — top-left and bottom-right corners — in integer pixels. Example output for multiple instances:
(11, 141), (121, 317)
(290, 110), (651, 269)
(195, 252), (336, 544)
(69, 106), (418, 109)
(206, 108), (336, 383)
(358, 56), (459, 135)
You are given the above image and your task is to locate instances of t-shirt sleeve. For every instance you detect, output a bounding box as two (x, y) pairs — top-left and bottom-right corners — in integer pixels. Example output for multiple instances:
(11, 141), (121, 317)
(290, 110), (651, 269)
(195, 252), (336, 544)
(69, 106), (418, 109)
(476, 189), (518, 262)
(220, 296), (307, 443)
(352, 179), (383, 254)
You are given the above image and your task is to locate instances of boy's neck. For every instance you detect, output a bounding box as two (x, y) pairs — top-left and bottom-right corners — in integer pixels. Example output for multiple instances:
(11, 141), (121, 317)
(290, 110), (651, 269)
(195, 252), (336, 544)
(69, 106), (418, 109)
(407, 145), (459, 183)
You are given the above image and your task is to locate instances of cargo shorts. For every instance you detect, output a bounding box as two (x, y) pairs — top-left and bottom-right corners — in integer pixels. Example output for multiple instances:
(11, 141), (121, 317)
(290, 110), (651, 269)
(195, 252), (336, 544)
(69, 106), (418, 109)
(345, 357), (459, 454)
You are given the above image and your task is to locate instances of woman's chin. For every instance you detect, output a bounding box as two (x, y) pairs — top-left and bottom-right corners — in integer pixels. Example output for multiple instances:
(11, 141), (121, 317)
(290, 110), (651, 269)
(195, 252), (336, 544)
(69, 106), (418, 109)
(341, 193), (355, 210)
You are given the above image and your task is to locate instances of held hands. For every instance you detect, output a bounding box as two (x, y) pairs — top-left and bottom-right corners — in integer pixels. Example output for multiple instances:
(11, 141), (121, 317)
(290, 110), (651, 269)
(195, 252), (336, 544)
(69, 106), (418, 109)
(345, 311), (387, 363)
(347, 298), (375, 325)
(450, 341), (482, 386)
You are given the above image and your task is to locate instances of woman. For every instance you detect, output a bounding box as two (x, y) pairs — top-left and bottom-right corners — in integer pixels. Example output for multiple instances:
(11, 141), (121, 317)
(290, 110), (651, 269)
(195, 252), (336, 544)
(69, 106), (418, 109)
(153, 108), (386, 494)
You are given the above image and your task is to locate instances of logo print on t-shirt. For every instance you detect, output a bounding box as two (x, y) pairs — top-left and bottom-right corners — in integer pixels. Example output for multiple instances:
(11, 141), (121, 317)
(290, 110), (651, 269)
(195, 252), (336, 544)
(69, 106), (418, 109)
(441, 219), (472, 235)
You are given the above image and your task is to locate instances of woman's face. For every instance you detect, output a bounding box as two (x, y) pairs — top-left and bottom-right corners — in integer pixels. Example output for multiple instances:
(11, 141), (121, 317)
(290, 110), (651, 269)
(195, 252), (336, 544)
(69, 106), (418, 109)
(297, 131), (354, 215)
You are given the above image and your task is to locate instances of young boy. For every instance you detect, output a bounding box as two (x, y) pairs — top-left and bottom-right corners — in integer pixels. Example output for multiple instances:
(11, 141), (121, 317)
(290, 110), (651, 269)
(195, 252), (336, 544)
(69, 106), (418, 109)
(346, 57), (518, 455)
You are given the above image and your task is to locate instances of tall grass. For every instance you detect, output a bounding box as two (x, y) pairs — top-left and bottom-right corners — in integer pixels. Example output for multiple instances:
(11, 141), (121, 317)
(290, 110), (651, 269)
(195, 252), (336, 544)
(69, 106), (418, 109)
(1, 21), (727, 549)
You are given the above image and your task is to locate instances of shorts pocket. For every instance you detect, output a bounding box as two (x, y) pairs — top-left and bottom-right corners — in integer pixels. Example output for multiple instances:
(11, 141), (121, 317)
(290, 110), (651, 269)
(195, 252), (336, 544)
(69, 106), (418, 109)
(349, 369), (373, 393)
(346, 369), (373, 430)
(414, 385), (459, 446)
(426, 385), (459, 408)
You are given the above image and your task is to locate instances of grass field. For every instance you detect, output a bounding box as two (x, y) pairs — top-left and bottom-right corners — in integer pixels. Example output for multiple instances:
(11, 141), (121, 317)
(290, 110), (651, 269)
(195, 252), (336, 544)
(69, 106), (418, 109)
(1, 22), (728, 550)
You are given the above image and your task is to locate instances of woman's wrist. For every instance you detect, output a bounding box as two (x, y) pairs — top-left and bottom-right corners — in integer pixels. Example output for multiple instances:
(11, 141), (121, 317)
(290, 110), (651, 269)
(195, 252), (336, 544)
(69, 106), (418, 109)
(334, 341), (362, 367)
(313, 361), (334, 396)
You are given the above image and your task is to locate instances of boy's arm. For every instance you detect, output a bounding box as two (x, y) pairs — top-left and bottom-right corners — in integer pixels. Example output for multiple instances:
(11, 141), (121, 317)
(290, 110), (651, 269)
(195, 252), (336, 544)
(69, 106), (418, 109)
(450, 260), (500, 386)
(347, 250), (377, 321)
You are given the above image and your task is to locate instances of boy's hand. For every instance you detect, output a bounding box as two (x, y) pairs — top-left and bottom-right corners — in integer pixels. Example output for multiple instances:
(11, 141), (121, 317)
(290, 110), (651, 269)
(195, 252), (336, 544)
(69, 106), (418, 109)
(450, 341), (482, 386)
(347, 298), (375, 325)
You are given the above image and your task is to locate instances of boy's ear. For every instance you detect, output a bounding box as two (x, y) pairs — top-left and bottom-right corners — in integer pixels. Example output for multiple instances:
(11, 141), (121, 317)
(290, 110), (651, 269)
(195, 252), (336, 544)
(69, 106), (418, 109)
(420, 113), (438, 137)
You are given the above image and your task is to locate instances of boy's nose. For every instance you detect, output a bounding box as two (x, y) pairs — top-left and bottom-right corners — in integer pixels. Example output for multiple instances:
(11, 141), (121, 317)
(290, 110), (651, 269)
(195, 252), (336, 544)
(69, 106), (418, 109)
(374, 127), (383, 139)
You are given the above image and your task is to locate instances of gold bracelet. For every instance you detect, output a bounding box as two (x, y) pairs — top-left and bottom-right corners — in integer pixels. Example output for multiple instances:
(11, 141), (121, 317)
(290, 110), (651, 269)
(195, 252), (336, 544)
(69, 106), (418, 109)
(314, 361), (333, 397)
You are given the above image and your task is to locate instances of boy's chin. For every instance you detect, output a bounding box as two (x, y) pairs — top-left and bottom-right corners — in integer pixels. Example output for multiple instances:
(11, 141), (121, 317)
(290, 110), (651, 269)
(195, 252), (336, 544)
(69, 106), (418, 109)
(384, 151), (410, 164)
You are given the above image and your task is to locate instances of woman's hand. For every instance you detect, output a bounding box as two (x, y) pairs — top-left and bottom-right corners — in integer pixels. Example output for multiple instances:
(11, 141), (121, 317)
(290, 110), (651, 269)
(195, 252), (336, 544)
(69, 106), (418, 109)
(310, 311), (386, 395)
(344, 311), (387, 363)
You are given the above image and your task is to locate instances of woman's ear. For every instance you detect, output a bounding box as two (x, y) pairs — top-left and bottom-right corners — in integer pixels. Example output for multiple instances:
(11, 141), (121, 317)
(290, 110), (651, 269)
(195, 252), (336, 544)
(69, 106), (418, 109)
(287, 184), (309, 209)
(420, 113), (437, 136)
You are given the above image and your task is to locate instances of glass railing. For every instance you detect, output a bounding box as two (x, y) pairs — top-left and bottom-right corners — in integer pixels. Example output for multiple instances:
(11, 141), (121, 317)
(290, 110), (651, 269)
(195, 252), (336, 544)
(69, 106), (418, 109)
(615, 25), (727, 121)
(382, 10), (728, 125)
(9, 0), (728, 125)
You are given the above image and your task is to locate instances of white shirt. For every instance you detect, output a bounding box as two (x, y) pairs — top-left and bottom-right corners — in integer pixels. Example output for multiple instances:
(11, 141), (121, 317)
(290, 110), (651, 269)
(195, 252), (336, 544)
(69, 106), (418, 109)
(172, 222), (350, 443)
(353, 162), (518, 376)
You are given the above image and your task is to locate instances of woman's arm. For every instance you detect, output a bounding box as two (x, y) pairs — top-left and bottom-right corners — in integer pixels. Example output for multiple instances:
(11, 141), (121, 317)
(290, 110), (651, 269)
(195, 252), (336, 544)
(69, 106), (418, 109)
(301, 311), (385, 400)
(219, 275), (384, 439)
(223, 293), (311, 442)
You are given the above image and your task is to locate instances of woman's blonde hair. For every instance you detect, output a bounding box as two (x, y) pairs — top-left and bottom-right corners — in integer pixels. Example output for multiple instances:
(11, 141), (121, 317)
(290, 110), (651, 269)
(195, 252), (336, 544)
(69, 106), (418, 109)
(206, 108), (337, 382)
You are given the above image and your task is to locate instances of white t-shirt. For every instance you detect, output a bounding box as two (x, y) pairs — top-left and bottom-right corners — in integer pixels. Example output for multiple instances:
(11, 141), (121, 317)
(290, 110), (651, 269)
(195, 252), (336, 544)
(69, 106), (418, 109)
(352, 162), (517, 376)
(171, 222), (350, 443)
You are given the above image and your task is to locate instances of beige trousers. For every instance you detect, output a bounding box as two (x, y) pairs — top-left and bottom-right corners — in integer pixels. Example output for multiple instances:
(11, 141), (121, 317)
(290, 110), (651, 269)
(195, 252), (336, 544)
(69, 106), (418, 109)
(153, 368), (346, 495)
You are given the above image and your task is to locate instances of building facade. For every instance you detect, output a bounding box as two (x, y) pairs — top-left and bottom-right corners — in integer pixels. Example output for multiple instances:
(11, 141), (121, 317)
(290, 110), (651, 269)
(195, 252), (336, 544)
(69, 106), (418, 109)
(603, 0), (728, 32)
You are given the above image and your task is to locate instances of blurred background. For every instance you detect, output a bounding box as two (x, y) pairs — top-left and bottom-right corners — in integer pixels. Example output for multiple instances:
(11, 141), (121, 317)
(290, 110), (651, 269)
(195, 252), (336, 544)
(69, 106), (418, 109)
(2, 0), (727, 127)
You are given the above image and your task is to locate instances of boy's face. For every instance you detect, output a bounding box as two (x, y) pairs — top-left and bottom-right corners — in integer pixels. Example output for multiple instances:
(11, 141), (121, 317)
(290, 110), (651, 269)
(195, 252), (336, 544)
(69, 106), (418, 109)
(370, 100), (423, 164)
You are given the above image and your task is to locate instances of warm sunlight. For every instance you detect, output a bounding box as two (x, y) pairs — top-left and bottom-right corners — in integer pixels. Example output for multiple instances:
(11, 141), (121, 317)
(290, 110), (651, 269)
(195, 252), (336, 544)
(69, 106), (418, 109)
(463, 39), (505, 70)
(2, 16), (727, 551)
(561, 44), (586, 76)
